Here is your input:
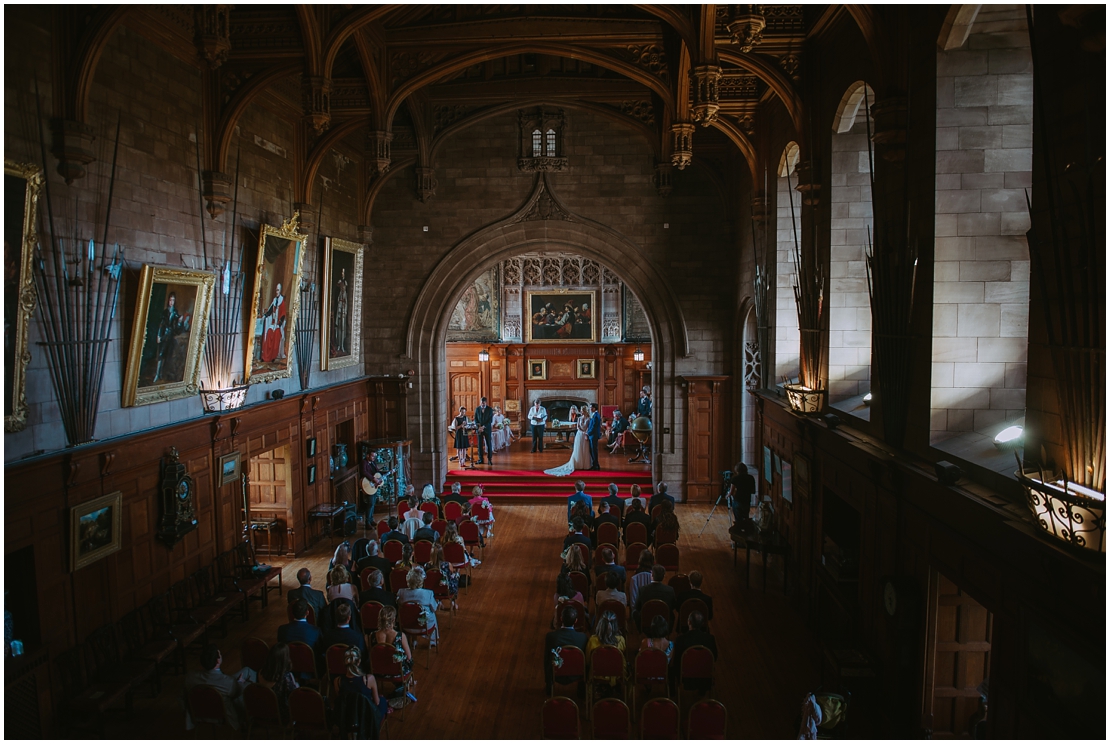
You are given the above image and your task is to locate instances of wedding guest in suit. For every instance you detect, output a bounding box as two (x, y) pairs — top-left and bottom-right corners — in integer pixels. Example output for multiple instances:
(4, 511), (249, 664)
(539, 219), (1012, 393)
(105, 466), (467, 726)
(321, 602), (366, 663)
(543, 605), (588, 696)
(649, 482), (677, 513)
(358, 568), (396, 610)
(184, 645), (247, 731)
(633, 564), (676, 627)
(287, 568), (326, 619)
(474, 396), (495, 465)
(599, 483), (624, 519)
(586, 403), (602, 470)
(567, 480), (593, 522)
(676, 570), (714, 622)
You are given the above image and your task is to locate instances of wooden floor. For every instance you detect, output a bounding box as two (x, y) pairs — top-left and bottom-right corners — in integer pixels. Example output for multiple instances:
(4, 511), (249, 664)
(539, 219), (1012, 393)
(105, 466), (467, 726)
(457, 436), (653, 473)
(92, 503), (821, 739)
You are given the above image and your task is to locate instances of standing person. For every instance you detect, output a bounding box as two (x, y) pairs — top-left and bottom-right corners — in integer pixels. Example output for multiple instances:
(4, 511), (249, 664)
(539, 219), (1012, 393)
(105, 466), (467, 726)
(449, 406), (470, 465)
(586, 403), (602, 470)
(360, 472), (383, 527)
(528, 400), (548, 453)
(543, 409), (591, 477)
(731, 461), (756, 523)
(637, 386), (652, 418)
(474, 397), (494, 466)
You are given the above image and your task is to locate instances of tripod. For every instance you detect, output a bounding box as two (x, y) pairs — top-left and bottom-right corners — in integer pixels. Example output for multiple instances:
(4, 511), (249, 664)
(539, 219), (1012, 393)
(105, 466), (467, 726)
(698, 480), (734, 537)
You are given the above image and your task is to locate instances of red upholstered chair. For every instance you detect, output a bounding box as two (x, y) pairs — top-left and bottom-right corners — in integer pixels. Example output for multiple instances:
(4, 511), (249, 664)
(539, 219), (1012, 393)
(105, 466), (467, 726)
(413, 539), (434, 564)
(399, 601), (438, 669)
(571, 542), (591, 569)
(288, 687), (330, 736)
(542, 696), (581, 739)
(425, 569), (456, 628)
(550, 645), (586, 698)
(459, 520), (483, 562)
(382, 540), (404, 564)
(623, 542), (647, 572)
(587, 645), (627, 706)
(187, 684), (228, 736)
(471, 503), (493, 541)
(360, 601), (385, 631)
(597, 522), (620, 547)
(243, 682), (285, 736)
(442, 542), (471, 593)
(657, 543), (680, 572)
(443, 501), (463, 521)
(325, 643), (349, 679)
(555, 599), (590, 633)
(598, 600), (628, 635)
(595, 543), (617, 567)
(287, 642), (319, 687)
(390, 568), (410, 597)
(625, 522), (648, 546)
(688, 699), (728, 739)
(678, 646), (716, 710)
(568, 571), (590, 602)
(677, 598), (709, 633)
(286, 602), (317, 626)
(654, 527), (678, 547)
(359, 567), (374, 592)
(651, 504), (665, 522)
(396, 500), (410, 517)
(640, 599), (672, 635)
(370, 643), (413, 721)
(592, 698), (631, 738)
(633, 649), (669, 715)
(419, 502), (440, 519)
(640, 697), (680, 739)
(431, 519), (448, 537)
(668, 573), (691, 596)
(241, 637), (269, 673)
(376, 520), (390, 538)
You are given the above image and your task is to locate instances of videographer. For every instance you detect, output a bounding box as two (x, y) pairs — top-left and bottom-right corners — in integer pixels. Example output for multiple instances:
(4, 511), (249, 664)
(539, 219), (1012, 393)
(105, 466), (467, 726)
(730, 461), (755, 523)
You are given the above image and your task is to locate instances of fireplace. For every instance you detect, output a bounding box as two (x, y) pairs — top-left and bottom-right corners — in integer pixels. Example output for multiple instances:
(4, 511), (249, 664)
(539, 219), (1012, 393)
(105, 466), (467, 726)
(528, 389), (596, 423)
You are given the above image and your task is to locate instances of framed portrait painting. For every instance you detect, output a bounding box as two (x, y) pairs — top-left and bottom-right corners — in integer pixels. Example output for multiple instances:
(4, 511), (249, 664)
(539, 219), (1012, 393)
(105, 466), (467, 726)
(320, 236), (364, 370)
(527, 358), (547, 380)
(525, 289), (597, 343)
(245, 214), (307, 383)
(219, 451), (241, 486)
(576, 358), (596, 379)
(122, 265), (215, 407)
(4, 160), (42, 431)
(70, 491), (123, 571)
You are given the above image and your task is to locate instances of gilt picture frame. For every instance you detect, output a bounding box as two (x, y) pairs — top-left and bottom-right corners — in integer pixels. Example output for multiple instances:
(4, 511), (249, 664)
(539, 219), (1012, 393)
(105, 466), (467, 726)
(245, 213), (306, 383)
(122, 265), (215, 407)
(527, 358), (548, 381)
(576, 358), (596, 379)
(219, 451), (241, 486)
(70, 491), (123, 572)
(525, 289), (597, 343)
(4, 160), (42, 432)
(320, 236), (364, 371)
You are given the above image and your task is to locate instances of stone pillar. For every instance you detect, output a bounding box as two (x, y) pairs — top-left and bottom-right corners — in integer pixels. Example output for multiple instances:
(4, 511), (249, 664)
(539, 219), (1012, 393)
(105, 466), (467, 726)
(202, 170), (233, 218)
(50, 119), (96, 184)
(670, 122), (695, 170)
(302, 76), (332, 133)
(870, 97), (908, 163)
(367, 130), (393, 174)
(793, 159), (821, 206)
(691, 64), (723, 126)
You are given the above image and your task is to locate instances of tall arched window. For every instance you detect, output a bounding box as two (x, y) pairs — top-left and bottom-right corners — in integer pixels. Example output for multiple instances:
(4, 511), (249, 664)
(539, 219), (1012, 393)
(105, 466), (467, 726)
(774, 142), (802, 384)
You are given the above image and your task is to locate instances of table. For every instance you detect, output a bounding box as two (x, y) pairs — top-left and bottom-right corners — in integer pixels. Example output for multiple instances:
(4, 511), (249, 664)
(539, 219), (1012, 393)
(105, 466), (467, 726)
(729, 520), (791, 593)
(308, 503), (347, 543)
(531, 424), (576, 449)
(249, 518), (281, 556)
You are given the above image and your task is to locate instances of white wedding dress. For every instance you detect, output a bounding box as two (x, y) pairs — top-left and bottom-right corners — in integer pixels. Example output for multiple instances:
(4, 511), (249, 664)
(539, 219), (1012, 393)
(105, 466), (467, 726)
(544, 416), (592, 477)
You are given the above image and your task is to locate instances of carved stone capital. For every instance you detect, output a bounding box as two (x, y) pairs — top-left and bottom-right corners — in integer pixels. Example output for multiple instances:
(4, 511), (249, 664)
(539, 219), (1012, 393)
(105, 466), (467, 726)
(870, 97), (908, 163)
(415, 167), (437, 202)
(50, 119), (96, 184)
(302, 76), (332, 133)
(367, 130), (393, 174)
(195, 5), (232, 69)
(202, 170), (233, 218)
(691, 64), (723, 127)
(670, 122), (695, 170)
(654, 161), (674, 198)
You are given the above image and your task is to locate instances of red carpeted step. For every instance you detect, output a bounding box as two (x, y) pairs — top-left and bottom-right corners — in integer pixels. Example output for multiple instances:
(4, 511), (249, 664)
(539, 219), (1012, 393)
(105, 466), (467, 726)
(442, 468), (653, 500)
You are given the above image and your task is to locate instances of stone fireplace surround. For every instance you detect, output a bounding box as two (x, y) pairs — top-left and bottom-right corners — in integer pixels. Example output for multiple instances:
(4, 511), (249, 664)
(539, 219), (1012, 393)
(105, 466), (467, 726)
(527, 388), (596, 423)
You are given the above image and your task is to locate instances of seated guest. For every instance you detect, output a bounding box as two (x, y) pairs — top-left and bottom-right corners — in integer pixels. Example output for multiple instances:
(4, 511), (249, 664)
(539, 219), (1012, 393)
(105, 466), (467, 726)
(396, 543), (417, 572)
(553, 572), (585, 625)
(278, 599), (323, 652)
(330, 542), (352, 573)
(676, 570), (714, 623)
(592, 502), (620, 544)
(649, 482), (677, 513)
(419, 483), (442, 507)
(633, 564), (676, 628)
(585, 610), (626, 689)
(671, 611), (718, 690)
(402, 499), (423, 522)
(413, 512), (440, 543)
(287, 568), (326, 619)
(381, 516), (409, 545)
(358, 568), (396, 609)
(458, 502), (487, 548)
(396, 568), (440, 646)
(429, 543), (460, 612)
(639, 615), (673, 662)
(595, 570), (628, 608)
(593, 547), (627, 586)
(571, 501), (595, 534)
(369, 605), (413, 678)
(599, 483), (624, 519)
(400, 507), (423, 540)
(606, 410), (627, 447)
(562, 517), (592, 553)
(622, 498), (652, 545)
(623, 483), (644, 511)
(256, 643), (298, 721)
(444, 482), (466, 505)
(468, 485), (495, 539)
(337, 647), (390, 724)
(356, 541), (393, 579)
(326, 565), (358, 605)
(544, 605), (588, 696)
(322, 602), (366, 661)
(444, 521), (481, 567)
(628, 551), (656, 612)
(185, 645), (248, 731)
(652, 500), (680, 546)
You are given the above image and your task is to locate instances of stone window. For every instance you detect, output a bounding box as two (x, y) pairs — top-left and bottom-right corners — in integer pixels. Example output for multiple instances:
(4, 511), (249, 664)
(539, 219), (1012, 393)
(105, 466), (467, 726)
(518, 108), (568, 172)
(931, 5), (1032, 461)
(532, 129), (543, 157)
(546, 128), (556, 156)
(774, 142), (802, 384)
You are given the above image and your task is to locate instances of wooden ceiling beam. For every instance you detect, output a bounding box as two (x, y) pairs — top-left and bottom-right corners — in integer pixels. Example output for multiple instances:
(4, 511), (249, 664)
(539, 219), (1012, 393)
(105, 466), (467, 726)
(383, 17), (664, 46)
(425, 77), (652, 104)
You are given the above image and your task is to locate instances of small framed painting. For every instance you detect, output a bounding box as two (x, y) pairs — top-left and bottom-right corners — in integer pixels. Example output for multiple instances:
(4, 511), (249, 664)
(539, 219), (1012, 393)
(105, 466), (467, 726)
(320, 236), (364, 370)
(308, 464), (317, 485)
(70, 492), (123, 572)
(576, 358), (596, 379)
(527, 358), (547, 380)
(504, 399), (520, 413)
(306, 437), (317, 458)
(219, 451), (241, 486)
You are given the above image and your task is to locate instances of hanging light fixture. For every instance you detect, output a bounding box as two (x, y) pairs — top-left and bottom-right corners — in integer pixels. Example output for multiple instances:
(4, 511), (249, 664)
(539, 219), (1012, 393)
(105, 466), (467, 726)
(478, 348), (490, 363)
(633, 347), (645, 362)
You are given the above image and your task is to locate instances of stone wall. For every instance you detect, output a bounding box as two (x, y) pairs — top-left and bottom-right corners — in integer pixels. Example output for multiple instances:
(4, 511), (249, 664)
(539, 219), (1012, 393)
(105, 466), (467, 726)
(774, 144), (801, 384)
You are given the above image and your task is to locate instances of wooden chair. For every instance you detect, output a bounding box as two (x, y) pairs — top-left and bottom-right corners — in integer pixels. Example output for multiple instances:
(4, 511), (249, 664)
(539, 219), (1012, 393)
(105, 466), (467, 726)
(668, 573), (692, 596)
(234, 541), (283, 605)
(413, 539), (434, 564)
(541, 696), (581, 739)
(472, 503), (493, 540)
(288, 687), (330, 737)
(286, 602), (317, 626)
(651, 504), (665, 521)
(596, 522), (620, 547)
(598, 600), (628, 636)
(587, 645), (627, 707)
(369, 643), (413, 721)
(359, 567), (374, 593)
(687, 699), (727, 739)
(243, 683), (286, 737)
(654, 527), (679, 546)
(84, 624), (156, 713)
(657, 543), (680, 572)
(443, 501), (463, 522)
(117, 605), (180, 690)
(677, 646), (715, 711)
(360, 601), (386, 631)
(459, 520), (483, 562)
(186, 684), (229, 737)
(640, 697), (680, 739)
(146, 591), (204, 673)
(240, 636), (269, 673)
(549, 646), (586, 699)
(382, 540), (404, 564)
(625, 522), (648, 546)
(633, 649), (670, 715)
(419, 502), (440, 519)
(592, 697), (631, 738)
(442, 542), (471, 593)
(623, 542), (648, 573)
(286, 641), (319, 688)
(399, 601), (438, 669)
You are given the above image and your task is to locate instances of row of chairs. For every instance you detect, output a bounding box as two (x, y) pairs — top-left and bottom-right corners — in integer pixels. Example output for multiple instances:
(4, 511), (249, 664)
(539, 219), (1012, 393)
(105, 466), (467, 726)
(55, 541), (275, 737)
(389, 499), (492, 524)
(542, 696), (726, 739)
(594, 519), (677, 549)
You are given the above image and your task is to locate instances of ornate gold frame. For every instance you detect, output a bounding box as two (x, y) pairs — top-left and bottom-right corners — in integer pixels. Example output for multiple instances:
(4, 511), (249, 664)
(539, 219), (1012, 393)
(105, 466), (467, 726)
(122, 265), (216, 407)
(245, 213), (306, 383)
(527, 358), (548, 380)
(70, 491), (123, 572)
(576, 358), (596, 379)
(4, 160), (42, 432)
(320, 236), (364, 371)
(524, 288), (598, 343)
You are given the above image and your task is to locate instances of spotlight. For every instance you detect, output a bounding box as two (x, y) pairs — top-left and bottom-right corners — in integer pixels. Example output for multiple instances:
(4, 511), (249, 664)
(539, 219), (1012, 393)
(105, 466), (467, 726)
(935, 460), (963, 486)
(993, 424), (1023, 451)
(863, 391), (872, 406)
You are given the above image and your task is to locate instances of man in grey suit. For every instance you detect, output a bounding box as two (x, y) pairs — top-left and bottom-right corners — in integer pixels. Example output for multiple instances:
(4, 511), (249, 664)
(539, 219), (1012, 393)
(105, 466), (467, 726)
(184, 645), (247, 731)
(286, 568), (326, 619)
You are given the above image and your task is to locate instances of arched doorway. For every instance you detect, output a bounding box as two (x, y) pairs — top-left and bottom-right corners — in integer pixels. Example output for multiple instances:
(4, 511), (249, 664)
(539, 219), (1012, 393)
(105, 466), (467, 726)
(404, 173), (689, 488)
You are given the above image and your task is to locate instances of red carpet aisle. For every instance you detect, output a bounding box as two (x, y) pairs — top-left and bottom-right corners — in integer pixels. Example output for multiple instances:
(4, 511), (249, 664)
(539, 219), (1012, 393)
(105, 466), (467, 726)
(443, 468), (653, 500)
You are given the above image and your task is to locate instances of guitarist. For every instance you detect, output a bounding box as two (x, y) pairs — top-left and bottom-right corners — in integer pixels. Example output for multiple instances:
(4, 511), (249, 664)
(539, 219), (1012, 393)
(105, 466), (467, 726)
(360, 472), (383, 527)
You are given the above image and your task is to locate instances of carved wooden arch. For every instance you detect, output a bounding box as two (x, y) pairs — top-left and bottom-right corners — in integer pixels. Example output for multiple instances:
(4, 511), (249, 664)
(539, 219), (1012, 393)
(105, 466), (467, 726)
(384, 43), (675, 129)
(938, 5), (982, 50)
(295, 5), (324, 76)
(299, 116), (368, 203)
(709, 117), (758, 184)
(673, 41), (693, 120)
(428, 99), (661, 165)
(361, 156), (417, 224)
(831, 81), (876, 134)
(213, 61), (303, 171)
(403, 173), (688, 485)
(717, 48), (805, 135)
(633, 4), (698, 52)
(62, 6), (132, 123)
(320, 6), (397, 80)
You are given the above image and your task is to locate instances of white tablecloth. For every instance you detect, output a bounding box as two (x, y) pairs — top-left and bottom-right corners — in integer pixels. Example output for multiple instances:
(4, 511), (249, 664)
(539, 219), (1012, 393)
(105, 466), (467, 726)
(492, 426), (512, 451)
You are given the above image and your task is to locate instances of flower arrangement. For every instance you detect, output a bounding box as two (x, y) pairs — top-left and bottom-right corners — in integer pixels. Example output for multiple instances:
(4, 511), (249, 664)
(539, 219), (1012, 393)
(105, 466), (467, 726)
(551, 647), (564, 669)
(417, 608), (429, 628)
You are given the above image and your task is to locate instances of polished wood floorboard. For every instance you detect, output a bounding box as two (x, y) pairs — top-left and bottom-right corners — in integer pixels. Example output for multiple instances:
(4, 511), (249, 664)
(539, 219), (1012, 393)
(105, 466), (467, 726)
(89, 503), (820, 739)
(453, 436), (653, 473)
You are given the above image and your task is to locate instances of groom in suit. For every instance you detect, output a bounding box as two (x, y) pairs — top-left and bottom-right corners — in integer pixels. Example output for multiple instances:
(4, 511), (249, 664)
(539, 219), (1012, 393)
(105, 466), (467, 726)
(586, 403), (602, 470)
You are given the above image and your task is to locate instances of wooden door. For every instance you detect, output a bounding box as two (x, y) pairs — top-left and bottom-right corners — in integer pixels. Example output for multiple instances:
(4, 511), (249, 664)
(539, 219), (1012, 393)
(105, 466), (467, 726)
(450, 373), (479, 417)
(924, 571), (992, 738)
(249, 446), (291, 513)
(681, 376), (730, 502)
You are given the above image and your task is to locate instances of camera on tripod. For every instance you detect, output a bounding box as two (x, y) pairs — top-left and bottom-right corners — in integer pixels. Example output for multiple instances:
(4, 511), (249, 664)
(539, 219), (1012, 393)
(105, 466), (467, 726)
(720, 470), (733, 500)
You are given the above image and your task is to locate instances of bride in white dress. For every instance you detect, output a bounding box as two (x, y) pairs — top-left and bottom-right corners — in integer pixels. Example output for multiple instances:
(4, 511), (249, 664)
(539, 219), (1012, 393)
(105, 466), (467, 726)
(544, 413), (592, 477)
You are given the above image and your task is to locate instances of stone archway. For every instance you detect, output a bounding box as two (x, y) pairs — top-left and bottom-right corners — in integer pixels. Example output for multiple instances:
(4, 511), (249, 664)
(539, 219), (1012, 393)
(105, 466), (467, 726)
(404, 173), (690, 489)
